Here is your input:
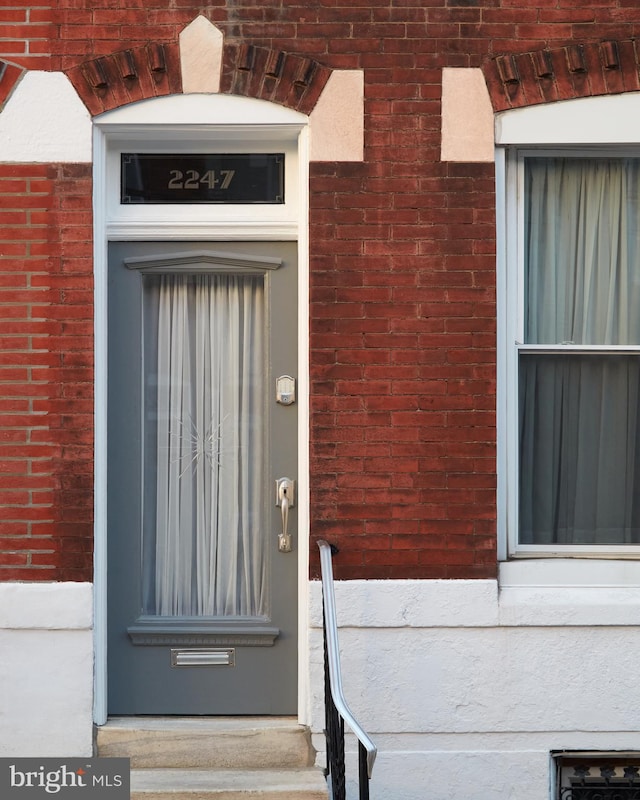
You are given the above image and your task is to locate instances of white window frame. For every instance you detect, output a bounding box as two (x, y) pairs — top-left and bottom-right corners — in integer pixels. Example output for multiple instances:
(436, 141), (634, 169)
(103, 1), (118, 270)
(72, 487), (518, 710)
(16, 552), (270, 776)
(496, 93), (640, 562)
(499, 146), (640, 559)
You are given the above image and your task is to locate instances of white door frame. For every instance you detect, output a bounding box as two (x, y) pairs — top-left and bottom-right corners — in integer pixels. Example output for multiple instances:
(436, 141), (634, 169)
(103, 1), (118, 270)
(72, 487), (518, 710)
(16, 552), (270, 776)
(92, 94), (311, 725)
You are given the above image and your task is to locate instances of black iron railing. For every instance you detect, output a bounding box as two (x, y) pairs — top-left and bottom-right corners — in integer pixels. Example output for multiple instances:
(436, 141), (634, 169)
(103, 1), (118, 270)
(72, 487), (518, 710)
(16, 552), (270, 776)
(558, 759), (640, 800)
(318, 540), (377, 800)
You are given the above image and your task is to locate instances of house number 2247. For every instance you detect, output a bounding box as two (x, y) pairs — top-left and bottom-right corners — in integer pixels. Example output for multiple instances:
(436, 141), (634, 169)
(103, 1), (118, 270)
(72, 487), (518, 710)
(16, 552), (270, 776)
(168, 169), (236, 190)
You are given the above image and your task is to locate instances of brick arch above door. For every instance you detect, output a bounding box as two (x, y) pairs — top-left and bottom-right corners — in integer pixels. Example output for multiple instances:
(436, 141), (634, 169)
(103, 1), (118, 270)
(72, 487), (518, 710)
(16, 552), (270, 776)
(64, 38), (332, 119)
(483, 39), (640, 112)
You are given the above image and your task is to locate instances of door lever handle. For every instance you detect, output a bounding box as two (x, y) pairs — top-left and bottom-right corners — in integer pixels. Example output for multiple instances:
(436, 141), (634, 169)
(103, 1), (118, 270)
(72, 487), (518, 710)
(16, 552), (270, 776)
(276, 478), (295, 553)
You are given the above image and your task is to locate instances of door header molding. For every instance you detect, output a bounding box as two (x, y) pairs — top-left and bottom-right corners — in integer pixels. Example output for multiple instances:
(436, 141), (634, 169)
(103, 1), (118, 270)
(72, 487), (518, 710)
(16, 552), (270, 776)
(94, 92), (308, 130)
(124, 249), (282, 273)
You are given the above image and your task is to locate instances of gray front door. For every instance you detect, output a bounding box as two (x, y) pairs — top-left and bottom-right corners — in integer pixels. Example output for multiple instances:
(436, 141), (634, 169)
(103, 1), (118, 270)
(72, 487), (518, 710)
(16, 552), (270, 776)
(107, 241), (298, 714)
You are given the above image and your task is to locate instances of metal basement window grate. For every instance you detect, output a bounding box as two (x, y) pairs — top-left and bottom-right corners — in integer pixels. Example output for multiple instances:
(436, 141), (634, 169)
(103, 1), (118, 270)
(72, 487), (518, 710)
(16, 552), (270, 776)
(555, 752), (640, 799)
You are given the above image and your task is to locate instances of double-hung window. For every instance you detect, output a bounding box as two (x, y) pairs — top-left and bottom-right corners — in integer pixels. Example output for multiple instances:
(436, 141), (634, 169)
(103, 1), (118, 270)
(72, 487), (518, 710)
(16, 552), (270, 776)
(504, 151), (640, 555)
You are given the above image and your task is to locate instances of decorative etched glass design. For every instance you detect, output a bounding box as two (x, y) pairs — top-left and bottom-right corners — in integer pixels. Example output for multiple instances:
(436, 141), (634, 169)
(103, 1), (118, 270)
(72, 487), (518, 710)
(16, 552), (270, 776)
(142, 273), (266, 617)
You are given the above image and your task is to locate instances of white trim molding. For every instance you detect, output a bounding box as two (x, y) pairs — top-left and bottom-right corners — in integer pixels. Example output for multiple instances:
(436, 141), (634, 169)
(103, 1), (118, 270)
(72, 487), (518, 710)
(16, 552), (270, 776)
(0, 582), (92, 628)
(496, 91), (640, 145)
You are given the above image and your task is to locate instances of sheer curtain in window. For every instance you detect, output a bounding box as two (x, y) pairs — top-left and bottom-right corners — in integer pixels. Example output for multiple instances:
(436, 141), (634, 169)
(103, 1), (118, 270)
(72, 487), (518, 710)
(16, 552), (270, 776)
(143, 273), (266, 615)
(520, 158), (640, 544)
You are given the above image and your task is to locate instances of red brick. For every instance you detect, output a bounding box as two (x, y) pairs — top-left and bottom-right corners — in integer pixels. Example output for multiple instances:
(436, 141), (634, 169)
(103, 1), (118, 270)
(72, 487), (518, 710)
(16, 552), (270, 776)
(7, 1), (640, 583)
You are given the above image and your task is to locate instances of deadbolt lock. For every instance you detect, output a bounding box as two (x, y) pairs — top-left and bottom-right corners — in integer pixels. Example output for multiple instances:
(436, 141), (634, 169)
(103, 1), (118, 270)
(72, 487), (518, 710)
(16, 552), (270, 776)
(276, 375), (296, 405)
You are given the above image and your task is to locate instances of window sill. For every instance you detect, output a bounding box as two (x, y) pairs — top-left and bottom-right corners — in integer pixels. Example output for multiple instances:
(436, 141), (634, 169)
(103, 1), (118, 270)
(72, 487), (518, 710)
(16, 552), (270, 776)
(498, 559), (640, 626)
(500, 557), (640, 588)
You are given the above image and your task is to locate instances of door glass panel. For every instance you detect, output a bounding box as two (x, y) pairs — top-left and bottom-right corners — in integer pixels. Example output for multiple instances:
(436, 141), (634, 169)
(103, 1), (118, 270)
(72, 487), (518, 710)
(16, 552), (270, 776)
(142, 273), (266, 617)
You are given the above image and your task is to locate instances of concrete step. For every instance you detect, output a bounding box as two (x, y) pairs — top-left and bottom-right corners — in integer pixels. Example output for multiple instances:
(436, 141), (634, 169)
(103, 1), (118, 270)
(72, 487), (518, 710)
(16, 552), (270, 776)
(130, 768), (328, 800)
(95, 717), (316, 771)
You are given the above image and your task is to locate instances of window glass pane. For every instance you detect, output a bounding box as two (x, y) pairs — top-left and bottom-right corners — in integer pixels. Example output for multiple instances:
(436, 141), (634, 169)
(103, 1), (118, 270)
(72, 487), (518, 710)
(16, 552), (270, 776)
(519, 353), (640, 545)
(524, 157), (640, 346)
(142, 273), (266, 617)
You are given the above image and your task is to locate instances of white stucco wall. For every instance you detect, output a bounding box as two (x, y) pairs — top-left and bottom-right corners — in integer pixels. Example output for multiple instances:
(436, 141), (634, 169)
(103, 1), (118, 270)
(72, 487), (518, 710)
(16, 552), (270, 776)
(0, 583), (93, 756)
(0, 72), (91, 163)
(309, 576), (640, 800)
(1, 574), (639, 796)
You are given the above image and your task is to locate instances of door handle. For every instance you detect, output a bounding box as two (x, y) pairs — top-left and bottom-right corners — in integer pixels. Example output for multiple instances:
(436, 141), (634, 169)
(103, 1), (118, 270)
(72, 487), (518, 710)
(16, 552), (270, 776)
(275, 478), (295, 553)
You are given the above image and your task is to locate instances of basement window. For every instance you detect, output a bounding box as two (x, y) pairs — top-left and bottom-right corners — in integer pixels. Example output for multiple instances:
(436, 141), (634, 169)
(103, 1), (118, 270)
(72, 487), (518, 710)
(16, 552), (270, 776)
(555, 752), (640, 799)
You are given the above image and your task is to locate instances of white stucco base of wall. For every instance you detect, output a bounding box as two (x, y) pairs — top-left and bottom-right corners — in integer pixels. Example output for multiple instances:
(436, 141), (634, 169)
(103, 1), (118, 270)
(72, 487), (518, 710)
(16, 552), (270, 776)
(0, 583), (93, 756)
(308, 576), (640, 800)
(4, 572), (640, 794)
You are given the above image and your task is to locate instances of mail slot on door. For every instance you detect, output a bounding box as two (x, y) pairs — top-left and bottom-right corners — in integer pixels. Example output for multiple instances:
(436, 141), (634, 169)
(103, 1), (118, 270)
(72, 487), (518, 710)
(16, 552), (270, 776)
(170, 649), (235, 667)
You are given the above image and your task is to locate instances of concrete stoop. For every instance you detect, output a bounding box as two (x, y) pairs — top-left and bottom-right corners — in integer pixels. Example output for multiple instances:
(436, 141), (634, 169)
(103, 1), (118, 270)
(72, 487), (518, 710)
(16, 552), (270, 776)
(95, 717), (328, 800)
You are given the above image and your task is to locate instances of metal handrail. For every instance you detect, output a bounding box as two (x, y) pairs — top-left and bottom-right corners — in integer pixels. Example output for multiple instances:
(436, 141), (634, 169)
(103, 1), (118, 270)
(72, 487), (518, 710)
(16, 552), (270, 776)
(317, 540), (377, 783)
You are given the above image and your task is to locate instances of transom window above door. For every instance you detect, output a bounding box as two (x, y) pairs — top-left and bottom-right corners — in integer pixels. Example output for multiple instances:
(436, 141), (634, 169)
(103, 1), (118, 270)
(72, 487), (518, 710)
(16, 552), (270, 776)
(96, 94), (305, 240)
(502, 151), (640, 555)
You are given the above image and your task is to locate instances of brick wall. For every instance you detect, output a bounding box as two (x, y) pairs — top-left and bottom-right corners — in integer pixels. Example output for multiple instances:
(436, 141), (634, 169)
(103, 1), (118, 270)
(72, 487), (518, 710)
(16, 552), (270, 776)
(308, 156), (497, 579)
(0, 1), (54, 70)
(0, 164), (93, 581)
(3, 1), (640, 581)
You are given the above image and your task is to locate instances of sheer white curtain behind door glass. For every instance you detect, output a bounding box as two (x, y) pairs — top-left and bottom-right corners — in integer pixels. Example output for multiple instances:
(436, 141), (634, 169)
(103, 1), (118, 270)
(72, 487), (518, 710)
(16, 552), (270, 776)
(520, 158), (640, 545)
(143, 273), (266, 616)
